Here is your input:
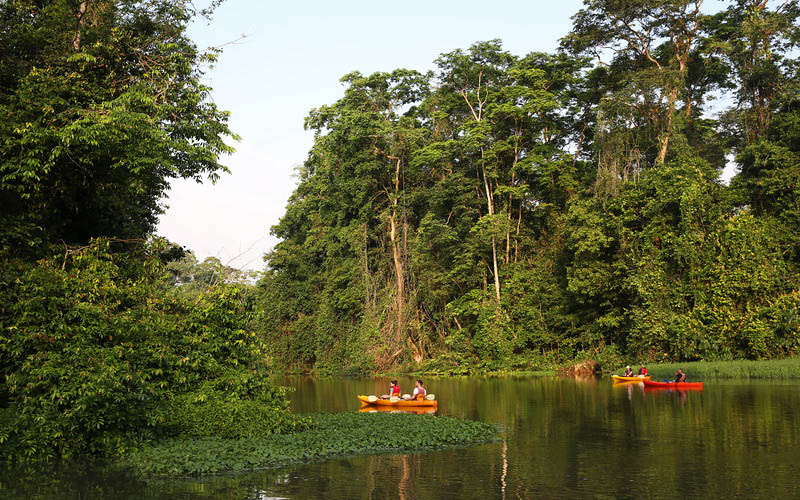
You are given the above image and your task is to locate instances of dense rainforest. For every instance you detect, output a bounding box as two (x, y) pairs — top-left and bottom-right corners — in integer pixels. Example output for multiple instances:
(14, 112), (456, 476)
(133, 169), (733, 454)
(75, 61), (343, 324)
(259, 0), (800, 373)
(1, 0), (799, 463)
(0, 0), (307, 462)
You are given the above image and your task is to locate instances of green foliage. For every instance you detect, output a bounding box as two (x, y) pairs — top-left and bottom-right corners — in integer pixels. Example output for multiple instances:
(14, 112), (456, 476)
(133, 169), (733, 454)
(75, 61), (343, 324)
(257, 8), (800, 373)
(124, 412), (501, 476)
(0, 0), (235, 254)
(2, 0), (797, 433)
(418, 352), (478, 375)
(585, 344), (625, 372)
(622, 162), (797, 360)
(165, 391), (312, 439)
(0, 239), (298, 462)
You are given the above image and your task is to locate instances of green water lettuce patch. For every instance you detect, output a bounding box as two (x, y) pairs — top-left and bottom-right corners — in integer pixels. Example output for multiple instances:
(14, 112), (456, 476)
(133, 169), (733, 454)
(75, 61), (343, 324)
(124, 412), (501, 476)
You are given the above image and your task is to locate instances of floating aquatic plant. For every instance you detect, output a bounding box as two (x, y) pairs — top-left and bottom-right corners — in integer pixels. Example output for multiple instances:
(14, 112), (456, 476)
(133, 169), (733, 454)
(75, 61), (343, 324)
(124, 412), (501, 476)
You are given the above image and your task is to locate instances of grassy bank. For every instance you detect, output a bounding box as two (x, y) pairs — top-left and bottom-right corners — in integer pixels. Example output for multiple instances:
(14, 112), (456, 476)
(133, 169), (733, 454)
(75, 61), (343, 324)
(611, 358), (800, 380)
(124, 412), (501, 476)
(408, 357), (800, 379)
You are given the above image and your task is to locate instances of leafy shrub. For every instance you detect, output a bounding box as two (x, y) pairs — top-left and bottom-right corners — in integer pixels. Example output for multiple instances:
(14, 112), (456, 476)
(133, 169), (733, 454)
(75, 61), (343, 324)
(418, 351), (476, 375)
(588, 344), (624, 372)
(0, 239), (295, 462)
(166, 390), (313, 439)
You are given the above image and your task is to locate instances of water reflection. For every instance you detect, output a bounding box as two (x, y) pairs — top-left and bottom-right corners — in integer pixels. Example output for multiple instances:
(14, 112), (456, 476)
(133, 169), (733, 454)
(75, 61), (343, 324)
(2, 377), (799, 499)
(612, 380), (644, 401)
(357, 406), (437, 415)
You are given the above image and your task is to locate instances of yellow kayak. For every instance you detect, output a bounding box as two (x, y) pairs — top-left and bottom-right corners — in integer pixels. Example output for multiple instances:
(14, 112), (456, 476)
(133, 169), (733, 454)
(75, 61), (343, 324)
(611, 375), (651, 383)
(357, 395), (438, 408)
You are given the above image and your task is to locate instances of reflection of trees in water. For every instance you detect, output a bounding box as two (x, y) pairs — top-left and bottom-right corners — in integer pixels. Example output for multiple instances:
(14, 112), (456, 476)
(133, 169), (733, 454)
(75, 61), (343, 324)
(501, 437), (508, 500)
(398, 455), (411, 500)
(361, 453), (420, 500)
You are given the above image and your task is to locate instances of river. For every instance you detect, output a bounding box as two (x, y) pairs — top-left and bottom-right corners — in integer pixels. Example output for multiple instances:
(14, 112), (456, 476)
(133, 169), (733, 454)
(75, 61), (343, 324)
(2, 376), (799, 499)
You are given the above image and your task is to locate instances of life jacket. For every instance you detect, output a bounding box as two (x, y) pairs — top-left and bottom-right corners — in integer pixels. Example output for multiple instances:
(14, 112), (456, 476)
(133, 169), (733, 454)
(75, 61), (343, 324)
(414, 388), (426, 400)
(391, 386), (401, 396)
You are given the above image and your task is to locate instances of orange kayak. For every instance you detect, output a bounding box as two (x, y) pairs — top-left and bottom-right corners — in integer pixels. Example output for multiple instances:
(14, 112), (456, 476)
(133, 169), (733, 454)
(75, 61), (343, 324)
(357, 395), (438, 408)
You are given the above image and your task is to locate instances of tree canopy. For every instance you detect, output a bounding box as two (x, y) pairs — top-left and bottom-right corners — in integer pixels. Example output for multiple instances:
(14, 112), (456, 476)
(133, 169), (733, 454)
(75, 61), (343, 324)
(259, 1), (800, 373)
(0, 0), (235, 254)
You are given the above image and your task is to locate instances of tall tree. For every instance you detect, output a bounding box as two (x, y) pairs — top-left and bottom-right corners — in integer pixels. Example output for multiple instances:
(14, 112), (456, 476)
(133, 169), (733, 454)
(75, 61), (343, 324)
(711, 0), (800, 145)
(0, 0), (235, 253)
(266, 70), (429, 369)
(563, 0), (705, 165)
(431, 41), (514, 304)
(713, 0), (800, 233)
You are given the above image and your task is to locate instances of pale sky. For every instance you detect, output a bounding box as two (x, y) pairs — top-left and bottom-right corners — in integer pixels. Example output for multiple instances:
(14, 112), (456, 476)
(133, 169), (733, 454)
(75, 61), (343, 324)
(155, 0), (587, 270)
(156, 0), (730, 271)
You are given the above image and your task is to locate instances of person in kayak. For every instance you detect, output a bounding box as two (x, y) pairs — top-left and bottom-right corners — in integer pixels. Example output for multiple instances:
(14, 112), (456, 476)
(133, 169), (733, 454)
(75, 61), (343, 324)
(638, 364), (648, 377)
(623, 365), (633, 377)
(382, 380), (402, 399)
(413, 379), (427, 401)
(674, 368), (686, 383)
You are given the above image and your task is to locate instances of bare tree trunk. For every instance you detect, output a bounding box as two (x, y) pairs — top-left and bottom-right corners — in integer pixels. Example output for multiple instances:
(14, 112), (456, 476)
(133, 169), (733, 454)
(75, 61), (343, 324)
(460, 73), (501, 304)
(73, 0), (89, 50)
(573, 123), (587, 170)
(363, 222), (371, 306)
(389, 213), (404, 320)
(656, 85), (678, 164)
(480, 150), (501, 304)
(387, 156), (405, 332)
(505, 192), (512, 265)
(515, 203), (522, 263)
(375, 141), (410, 363)
(506, 131), (520, 265)
(490, 237), (501, 304)
(657, 3), (697, 163)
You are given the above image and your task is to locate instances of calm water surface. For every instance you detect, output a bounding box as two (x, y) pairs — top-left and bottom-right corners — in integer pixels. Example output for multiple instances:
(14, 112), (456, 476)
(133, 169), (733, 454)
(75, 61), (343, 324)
(2, 376), (799, 499)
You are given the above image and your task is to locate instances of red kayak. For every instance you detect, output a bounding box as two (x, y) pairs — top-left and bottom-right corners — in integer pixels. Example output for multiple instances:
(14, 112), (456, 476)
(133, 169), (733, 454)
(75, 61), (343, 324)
(643, 380), (703, 389)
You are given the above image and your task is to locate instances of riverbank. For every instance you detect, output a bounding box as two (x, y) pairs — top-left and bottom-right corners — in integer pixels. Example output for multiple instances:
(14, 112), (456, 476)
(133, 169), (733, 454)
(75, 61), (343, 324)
(382, 357), (800, 379)
(124, 412), (501, 476)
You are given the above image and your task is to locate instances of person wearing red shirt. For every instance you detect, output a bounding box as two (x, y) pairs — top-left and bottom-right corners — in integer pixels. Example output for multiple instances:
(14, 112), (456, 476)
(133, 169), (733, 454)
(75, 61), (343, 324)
(638, 364), (647, 376)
